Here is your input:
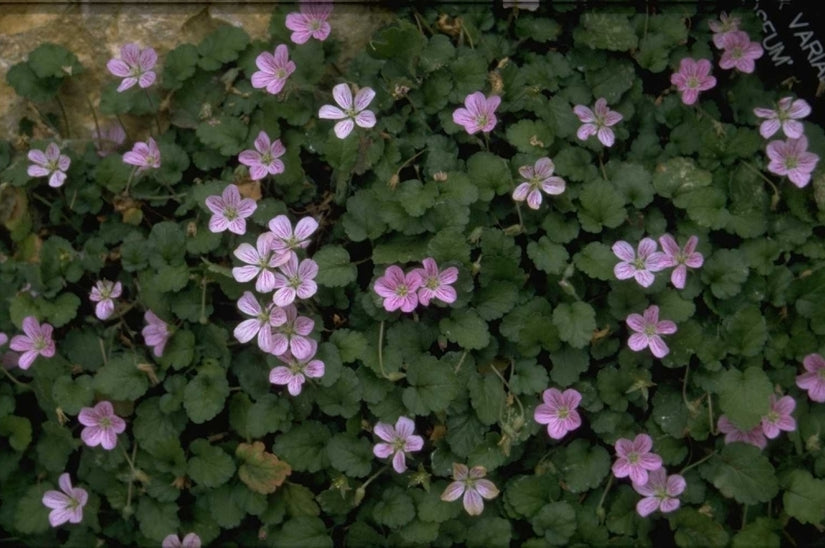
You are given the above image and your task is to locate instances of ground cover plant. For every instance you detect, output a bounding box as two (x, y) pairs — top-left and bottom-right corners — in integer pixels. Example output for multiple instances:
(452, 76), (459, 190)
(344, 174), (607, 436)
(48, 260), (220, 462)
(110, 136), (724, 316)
(1, 2), (825, 546)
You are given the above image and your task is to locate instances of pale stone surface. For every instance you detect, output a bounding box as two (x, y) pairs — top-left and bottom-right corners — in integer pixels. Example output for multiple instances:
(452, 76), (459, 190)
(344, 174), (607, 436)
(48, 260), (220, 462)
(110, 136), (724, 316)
(0, 3), (392, 140)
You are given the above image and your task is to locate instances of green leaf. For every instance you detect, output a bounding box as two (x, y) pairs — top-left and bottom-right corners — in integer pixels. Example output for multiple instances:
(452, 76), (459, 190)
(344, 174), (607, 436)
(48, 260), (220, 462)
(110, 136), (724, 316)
(792, 269), (825, 334)
(368, 21), (426, 69)
(515, 17), (562, 42)
(467, 152), (512, 200)
(330, 329), (368, 364)
(0, 415), (32, 452)
(469, 372), (506, 426)
(313, 246), (356, 288)
(402, 355), (459, 415)
(701, 249), (749, 300)
(236, 441), (292, 495)
(504, 474), (558, 519)
(556, 439), (610, 493)
(673, 187), (730, 229)
(28, 43), (83, 79)
(548, 346), (590, 386)
(13, 484), (50, 535)
(326, 434), (373, 478)
(717, 366), (772, 430)
(162, 44), (199, 90)
(527, 237), (569, 275)
(723, 305), (767, 357)
(673, 507), (729, 548)
(51, 374), (94, 415)
(574, 242), (615, 280)
(94, 354), (149, 400)
(552, 302), (596, 349)
(652, 157), (712, 198)
(342, 190), (387, 242)
(474, 281), (519, 321)
(183, 362), (230, 424)
(158, 330), (196, 370)
(196, 115), (249, 156)
(577, 182), (627, 233)
(6, 62), (61, 102)
(531, 501), (577, 545)
(136, 498), (179, 542)
(198, 25), (250, 70)
(274, 517), (332, 548)
(506, 119), (555, 153)
(699, 444), (778, 505)
(732, 518), (781, 548)
(373, 486), (415, 528)
(37, 421), (80, 473)
(420, 34), (455, 72)
(273, 422), (331, 473)
(574, 13), (638, 51)
(782, 470), (825, 525)
(187, 438), (236, 488)
(467, 517), (512, 547)
(281, 482), (320, 517)
(439, 309), (490, 350)
(610, 162), (654, 208)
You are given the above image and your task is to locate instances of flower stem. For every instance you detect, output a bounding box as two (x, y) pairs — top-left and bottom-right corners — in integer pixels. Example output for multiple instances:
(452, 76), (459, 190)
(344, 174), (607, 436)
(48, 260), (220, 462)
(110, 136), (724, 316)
(55, 95), (71, 138)
(598, 152), (608, 181)
(1, 367), (32, 391)
(84, 91), (102, 149)
(144, 89), (162, 135)
(595, 475), (613, 523)
(741, 160), (781, 209)
(679, 450), (717, 475)
(453, 350), (468, 374)
(707, 392), (716, 435)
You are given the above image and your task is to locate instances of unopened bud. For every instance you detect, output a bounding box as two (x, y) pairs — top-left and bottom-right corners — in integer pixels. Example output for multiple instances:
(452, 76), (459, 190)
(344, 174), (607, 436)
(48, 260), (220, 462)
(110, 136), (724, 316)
(353, 486), (366, 507)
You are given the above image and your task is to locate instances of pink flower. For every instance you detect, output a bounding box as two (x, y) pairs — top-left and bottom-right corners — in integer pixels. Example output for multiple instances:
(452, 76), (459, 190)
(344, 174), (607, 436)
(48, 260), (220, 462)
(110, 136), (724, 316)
(269, 339), (324, 395)
(205, 184), (257, 235)
(268, 215), (318, 258)
(708, 12), (741, 49)
(440, 463), (500, 516)
(626, 305), (677, 359)
(123, 137), (161, 171)
(238, 131), (286, 181)
(142, 310), (170, 358)
(717, 415), (767, 450)
(270, 304), (315, 359)
(77, 400), (127, 450)
(271, 255), (319, 307)
(670, 58), (716, 106)
(658, 234), (703, 289)
(373, 266), (423, 313)
(251, 44), (296, 95)
(512, 157), (566, 210)
(754, 97), (811, 139)
(284, 2), (332, 44)
(761, 395), (796, 439)
(106, 43), (157, 92)
(28, 143), (70, 188)
(42, 473), (88, 527)
(234, 291), (288, 352)
(93, 122), (126, 157)
(411, 258), (458, 306)
(766, 135), (820, 188)
(574, 98), (623, 147)
(718, 31), (763, 74)
(633, 467), (686, 517)
(452, 92), (501, 135)
(162, 533), (202, 548)
(318, 83), (376, 139)
(9, 316), (55, 370)
(89, 280), (123, 321)
(534, 388), (582, 440)
(797, 353), (825, 403)
(373, 416), (424, 473)
(613, 238), (668, 288)
(232, 233), (290, 293)
(612, 433), (663, 486)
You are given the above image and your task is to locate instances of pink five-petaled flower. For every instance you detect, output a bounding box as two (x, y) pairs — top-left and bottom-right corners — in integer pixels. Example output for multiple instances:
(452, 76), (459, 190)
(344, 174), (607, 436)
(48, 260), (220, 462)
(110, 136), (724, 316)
(612, 434), (663, 486)
(718, 31), (763, 74)
(205, 184), (257, 235)
(234, 291), (287, 353)
(708, 12), (741, 49)
(512, 157), (566, 210)
(754, 97), (811, 139)
(77, 401), (126, 450)
(717, 415), (767, 450)
(613, 238), (668, 288)
(452, 92), (501, 135)
(766, 135), (820, 189)
(232, 233), (290, 293)
(268, 215), (318, 258)
(670, 58), (717, 106)
(574, 98), (623, 147)
(626, 305), (677, 359)
(373, 266), (423, 313)
(633, 467), (686, 517)
(797, 353), (825, 403)
(89, 280), (123, 321)
(9, 316), (55, 370)
(440, 463), (500, 516)
(142, 310), (171, 358)
(271, 254), (319, 307)
(238, 131), (286, 181)
(162, 533), (202, 548)
(534, 388), (582, 440)
(270, 304), (315, 359)
(106, 43), (157, 92)
(373, 416), (424, 474)
(123, 137), (161, 171)
(411, 258), (458, 306)
(761, 395), (796, 439)
(42, 473), (88, 527)
(251, 44), (296, 95)
(269, 339), (324, 396)
(658, 234), (704, 289)
(318, 83), (377, 139)
(285, 2), (332, 44)
(28, 143), (71, 188)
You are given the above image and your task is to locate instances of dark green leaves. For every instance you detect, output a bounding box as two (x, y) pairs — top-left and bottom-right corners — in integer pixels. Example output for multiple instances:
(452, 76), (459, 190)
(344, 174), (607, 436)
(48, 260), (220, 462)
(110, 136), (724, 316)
(699, 444), (778, 505)
(552, 302), (596, 349)
(716, 367), (772, 430)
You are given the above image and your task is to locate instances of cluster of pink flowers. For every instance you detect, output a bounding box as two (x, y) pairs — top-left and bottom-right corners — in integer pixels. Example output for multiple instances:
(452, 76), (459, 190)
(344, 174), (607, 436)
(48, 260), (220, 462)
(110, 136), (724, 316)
(573, 98), (622, 147)
(613, 234), (703, 289)
(512, 157), (566, 210)
(373, 258), (458, 313)
(717, 394), (797, 450)
(708, 13), (763, 74)
(752, 97), (819, 188)
(612, 434), (685, 517)
(372, 416), (424, 473)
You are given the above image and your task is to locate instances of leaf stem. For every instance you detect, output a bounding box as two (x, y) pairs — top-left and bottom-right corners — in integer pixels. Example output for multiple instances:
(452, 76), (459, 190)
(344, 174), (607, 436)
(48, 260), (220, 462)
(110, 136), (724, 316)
(1, 367), (32, 391)
(679, 450), (716, 475)
(144, 89), (162, 135)
(741, 160), (780, 209)
(55, 95), (71, 138)
(595, 475), (613, 523)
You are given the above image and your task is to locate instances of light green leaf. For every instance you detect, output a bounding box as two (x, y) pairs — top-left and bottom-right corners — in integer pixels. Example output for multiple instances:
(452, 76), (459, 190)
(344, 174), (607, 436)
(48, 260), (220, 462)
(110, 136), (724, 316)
(552, 302), (596, 349)
(137, 498), (179, 542)
(94, 354), (149, 400)
(782, 470), (825, 525)
(574, 242), (615, 280)
(574, 13), (638, 51)
(717, 366), (772, 430)
(577, 182), (627, 233)
(439, 309), (490, 350)
(701, 249), (749, 300)
(0, 415), (32, 452)
(313, 246), (357, 288)
(197, 24), (250, 70)
(556, 439), (610, 493)
(469, 372), (506, 426)
(196, 115), (248, 156)
(527, 237), (569, 275)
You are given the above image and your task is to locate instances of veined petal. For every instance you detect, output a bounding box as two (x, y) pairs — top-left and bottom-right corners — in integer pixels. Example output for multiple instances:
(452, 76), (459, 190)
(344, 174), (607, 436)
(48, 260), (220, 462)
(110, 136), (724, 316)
(318, 105), (347, 120)
(355, 110), (376, 129)
(353, 87), (376, 111)
(334, 119), (355, 139)
(332, 83), (353, 110)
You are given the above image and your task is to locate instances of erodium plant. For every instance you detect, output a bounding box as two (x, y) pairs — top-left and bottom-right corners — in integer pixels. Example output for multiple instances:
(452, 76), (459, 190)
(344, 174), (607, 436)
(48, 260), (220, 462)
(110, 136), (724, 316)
(1, 4), (825, 546)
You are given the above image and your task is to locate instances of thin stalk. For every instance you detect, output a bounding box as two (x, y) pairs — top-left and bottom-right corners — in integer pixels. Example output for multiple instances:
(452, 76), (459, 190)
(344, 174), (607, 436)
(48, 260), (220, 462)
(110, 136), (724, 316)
(84, 92), (101, 148)
(741, 160), (781, 207)
(453, 350), (469, 374)
(98, 338), (108, 366)
(598, 153), (608, 181)
(595, 475), (614, 522)
(707, 392), (716, 435)
(121, 443), (139, 513)
(144, 89), (162, 134)
(679, 450), (717, 475)
(741, 504), (748, 530)
(199, 276), (209, 324)
(55, 95), (71, 138)
(1, 367), (32, 390)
